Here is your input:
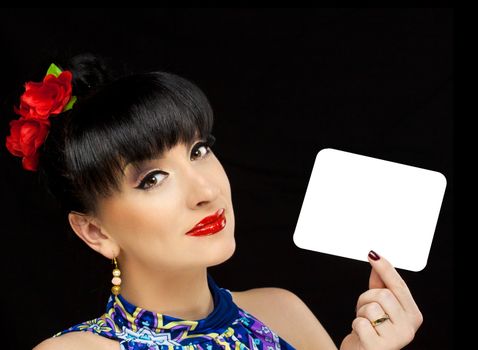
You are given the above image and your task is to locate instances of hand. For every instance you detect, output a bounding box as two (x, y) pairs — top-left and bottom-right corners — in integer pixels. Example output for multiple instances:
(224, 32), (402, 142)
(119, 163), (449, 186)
(340, 251), (423, 350)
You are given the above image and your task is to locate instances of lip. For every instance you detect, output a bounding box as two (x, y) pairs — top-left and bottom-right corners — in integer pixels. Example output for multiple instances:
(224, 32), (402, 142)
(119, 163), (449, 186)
(186, 208), (226, 236)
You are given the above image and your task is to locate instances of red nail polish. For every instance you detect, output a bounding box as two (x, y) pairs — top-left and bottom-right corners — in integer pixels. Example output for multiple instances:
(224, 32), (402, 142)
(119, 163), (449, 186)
(368, 250), (380, 261)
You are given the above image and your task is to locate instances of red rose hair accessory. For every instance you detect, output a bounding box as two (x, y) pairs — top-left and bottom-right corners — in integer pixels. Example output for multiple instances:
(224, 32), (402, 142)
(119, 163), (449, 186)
(5, 63), (77, 171)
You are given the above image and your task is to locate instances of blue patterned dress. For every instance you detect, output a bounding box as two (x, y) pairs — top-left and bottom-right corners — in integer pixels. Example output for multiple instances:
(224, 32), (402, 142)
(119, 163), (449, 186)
(54, 273), (296, 349)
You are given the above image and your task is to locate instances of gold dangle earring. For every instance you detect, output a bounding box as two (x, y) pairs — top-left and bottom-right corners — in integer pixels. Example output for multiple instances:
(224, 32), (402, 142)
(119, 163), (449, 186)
(111, 257), (122, 295)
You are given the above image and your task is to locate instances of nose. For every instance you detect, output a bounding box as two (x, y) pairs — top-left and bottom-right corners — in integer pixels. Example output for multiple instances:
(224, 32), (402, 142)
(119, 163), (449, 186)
(183, 165), (221, 209)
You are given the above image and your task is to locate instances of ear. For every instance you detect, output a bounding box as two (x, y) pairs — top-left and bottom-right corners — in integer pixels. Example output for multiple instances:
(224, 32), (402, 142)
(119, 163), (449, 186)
(68, 211), (119, 260)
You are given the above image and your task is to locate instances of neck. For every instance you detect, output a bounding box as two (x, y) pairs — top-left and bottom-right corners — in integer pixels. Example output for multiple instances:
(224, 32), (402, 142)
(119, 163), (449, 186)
(119, 259), (214, 321)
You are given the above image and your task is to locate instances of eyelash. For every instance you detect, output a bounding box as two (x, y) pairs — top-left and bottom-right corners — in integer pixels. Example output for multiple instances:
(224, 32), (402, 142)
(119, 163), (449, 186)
(135, 137), (216, 191)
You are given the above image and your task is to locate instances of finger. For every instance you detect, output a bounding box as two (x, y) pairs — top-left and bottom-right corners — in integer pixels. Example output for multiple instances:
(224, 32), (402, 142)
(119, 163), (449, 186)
(356, 302), (394, 336)
(356, 288), (405, 322)
(369, 265), (385, 289)
(367, 250), (419, 313)
(352, 317), (381, 348)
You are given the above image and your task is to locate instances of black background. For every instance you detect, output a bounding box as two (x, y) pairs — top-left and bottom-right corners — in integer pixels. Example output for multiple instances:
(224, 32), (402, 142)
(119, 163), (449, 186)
(0, 8), (453, 350)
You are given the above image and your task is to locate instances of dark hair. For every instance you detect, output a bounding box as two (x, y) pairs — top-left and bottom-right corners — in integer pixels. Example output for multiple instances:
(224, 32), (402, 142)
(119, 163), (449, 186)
(38, 54), (215, 216)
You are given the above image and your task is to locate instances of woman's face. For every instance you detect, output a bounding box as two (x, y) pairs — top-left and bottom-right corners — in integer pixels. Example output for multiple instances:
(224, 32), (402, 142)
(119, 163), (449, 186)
(94, 137), (236, 273)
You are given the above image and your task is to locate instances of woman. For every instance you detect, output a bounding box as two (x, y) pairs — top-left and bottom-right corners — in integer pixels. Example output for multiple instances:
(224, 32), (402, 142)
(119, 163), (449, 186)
(6, 55), (422, 350)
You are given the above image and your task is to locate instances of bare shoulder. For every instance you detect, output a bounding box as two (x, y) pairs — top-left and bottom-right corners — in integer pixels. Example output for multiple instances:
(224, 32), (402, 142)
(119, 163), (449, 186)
(230, 287), (338, 350)
(32, 331), (119, 350)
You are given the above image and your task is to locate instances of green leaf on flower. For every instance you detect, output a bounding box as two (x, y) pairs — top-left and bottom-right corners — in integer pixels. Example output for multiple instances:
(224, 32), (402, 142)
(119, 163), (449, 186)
(63, 96), (77, 112)
(46, 63), (63, 77)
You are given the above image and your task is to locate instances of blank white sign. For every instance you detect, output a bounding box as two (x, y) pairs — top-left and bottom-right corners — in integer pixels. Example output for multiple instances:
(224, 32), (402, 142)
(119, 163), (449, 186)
(293, 148), (447, 271)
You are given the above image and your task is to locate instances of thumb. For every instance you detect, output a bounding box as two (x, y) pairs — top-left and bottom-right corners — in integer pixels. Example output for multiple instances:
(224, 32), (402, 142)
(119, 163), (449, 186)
(368, 251), (386, 289)
(369, 266), (386, 289)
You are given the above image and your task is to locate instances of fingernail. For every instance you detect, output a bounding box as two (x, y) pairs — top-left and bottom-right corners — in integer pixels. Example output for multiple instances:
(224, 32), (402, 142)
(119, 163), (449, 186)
(368, 250), (380, 261)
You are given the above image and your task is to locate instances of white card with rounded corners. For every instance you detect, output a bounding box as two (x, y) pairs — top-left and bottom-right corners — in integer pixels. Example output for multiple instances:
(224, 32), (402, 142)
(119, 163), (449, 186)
(293, 148), (447, 272)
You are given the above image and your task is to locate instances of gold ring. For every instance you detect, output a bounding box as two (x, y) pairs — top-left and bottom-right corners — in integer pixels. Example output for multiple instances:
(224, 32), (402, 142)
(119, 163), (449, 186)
(371, 314), (390, 327)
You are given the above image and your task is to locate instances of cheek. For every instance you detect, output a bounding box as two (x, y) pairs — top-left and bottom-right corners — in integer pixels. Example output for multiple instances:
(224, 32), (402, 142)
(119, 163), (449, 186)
(214, 159), (235, 224)
(100, 193), (180, 247)
(215, 157), (232, 197)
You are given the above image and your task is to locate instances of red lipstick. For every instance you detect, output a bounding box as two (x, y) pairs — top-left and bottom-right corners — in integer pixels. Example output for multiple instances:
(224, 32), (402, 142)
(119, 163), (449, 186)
(186, 208), (226, 237)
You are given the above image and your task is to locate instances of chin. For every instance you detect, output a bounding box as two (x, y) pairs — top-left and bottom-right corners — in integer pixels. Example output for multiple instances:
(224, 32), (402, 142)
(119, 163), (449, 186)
(206, 236), (237, 268)
(186, 215), (236, 266)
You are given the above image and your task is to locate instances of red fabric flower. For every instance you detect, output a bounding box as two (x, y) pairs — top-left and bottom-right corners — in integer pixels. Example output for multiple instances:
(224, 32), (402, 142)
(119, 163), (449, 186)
(14, 71), (73, 120)
(5, 64), (75, 172)
(5, 117), (51, 171)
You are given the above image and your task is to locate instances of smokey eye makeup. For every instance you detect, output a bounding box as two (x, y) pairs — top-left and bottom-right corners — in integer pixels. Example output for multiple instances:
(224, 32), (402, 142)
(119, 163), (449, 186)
(134, 135), (216, 191)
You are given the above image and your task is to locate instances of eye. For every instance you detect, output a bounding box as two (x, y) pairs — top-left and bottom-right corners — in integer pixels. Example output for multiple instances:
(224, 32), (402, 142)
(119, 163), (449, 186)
(135, 170), (168, 190)
(190, 135), (215, 161)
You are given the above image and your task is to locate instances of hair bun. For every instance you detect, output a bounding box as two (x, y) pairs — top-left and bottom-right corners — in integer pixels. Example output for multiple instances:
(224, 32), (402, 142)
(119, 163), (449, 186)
(65, 53), (113, 98)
